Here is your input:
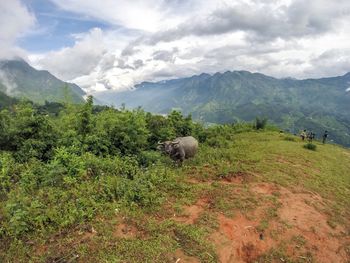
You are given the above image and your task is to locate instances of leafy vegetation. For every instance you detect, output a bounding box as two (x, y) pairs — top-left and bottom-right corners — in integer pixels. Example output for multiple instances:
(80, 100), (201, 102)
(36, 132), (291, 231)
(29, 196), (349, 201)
(0, 97), (349, 262)
(254, 117), (268, 130)
(303, 143), (317, 151)
(0, 98), (204, 237)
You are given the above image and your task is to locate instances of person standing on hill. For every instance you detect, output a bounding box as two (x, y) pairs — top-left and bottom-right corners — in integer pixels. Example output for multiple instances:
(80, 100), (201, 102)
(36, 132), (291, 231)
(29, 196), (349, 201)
(307, 131), (315, 142)
(300, 130), (307, 141)
(322, 130), (328, 144)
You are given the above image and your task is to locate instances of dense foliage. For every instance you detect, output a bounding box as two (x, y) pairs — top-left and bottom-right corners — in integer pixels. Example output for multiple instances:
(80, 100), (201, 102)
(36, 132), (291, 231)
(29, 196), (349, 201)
(1, 97), (248, 241)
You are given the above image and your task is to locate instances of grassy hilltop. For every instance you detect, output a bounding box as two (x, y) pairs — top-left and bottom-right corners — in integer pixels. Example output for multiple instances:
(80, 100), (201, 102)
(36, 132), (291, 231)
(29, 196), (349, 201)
(0, 99), (349, 262)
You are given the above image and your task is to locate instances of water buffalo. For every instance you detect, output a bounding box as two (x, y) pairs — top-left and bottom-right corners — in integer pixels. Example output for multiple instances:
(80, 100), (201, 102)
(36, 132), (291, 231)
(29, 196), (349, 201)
(157, 136), (198, 164)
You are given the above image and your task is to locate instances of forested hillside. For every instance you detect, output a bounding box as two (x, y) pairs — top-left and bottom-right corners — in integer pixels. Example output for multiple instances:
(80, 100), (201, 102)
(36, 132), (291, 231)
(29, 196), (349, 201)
(0, 59), (85, 104)
(95, 71), (350, 147)
(0, 97), (349, 262)
(0, 89), (18, 108)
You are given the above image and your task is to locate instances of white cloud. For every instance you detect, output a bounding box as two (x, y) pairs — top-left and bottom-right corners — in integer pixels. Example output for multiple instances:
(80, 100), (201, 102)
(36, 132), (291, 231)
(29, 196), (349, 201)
(0, 70), (19, 95)
(25, 0), (350, 92)
(306, 49), (350, 78)
(50, 0), (206, 32)
(31, 28), (106, 80)
(0, 0), (36, 59)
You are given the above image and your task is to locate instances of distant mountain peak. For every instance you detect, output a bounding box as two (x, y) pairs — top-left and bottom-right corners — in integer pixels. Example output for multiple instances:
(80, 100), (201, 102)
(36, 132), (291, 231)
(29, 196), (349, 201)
(94, 69), (350, 147)
(0, 59), (85, 104)
(198, 73), (211, 78)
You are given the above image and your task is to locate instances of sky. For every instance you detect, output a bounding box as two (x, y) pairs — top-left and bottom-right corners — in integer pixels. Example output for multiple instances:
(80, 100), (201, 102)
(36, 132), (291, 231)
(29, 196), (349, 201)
(1, 0), (350, 93)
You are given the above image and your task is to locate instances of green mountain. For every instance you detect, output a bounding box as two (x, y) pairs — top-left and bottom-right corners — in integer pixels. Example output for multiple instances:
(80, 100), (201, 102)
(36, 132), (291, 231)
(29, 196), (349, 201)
(0, 89), (18, 109)
(95, 71), (350, 146)
(0, 59), (85, 104)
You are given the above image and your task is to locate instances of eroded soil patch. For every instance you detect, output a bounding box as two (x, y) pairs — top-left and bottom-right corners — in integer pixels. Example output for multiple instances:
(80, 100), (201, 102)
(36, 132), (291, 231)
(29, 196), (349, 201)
(114, 223), (139, 239)
(178, 182), (350, 263)
(252, 183), (349, 263)
(210, 213), (274, 263)
(175, 200), (208, 225)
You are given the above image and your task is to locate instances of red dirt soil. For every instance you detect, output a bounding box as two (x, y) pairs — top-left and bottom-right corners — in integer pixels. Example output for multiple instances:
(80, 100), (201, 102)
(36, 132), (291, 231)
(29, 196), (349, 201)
(114, 222), (138, 239)
(174, 199), (208, 224)
(177, 182), (350, 263)
(210, 213), (274, 263)
(276, 186), (348, 263)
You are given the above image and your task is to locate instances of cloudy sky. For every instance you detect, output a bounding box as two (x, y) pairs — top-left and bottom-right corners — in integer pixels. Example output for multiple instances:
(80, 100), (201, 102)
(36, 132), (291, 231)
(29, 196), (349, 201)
(1, 0), (350, 92)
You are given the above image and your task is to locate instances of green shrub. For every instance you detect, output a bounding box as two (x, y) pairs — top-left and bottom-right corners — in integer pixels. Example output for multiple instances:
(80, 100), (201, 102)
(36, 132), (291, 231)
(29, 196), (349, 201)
(230, 123), (254, 134)
(95, 109), (149, 155)
(254, 117), (268, 130)
(284, 136), (296, 142)
(167, 110), (194, 137)
(146, 113), (175, 148)
(0, 153), (24, 196)
(100, 166), (173, 208)
(206, 136), (229, 148)
(137, 151), (163, 167)
(50, 147), (85, 177)
(0, 103), (58, 162)
(303, 143), (317, 151)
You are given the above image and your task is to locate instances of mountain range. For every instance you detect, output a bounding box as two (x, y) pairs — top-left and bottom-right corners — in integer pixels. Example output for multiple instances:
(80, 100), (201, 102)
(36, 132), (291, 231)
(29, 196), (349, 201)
(0, 59), (85, 104)
(95, 71), (350, 147)
(0, 59), (349, 147)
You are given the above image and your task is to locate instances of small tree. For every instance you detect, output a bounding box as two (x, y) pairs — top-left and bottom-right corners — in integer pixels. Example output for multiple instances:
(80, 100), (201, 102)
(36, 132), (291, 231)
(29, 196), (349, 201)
(146, 113), (175, 149)
(168, 110), (194, 137)
(254, 117), (268, 130)
(77, 95), (94, 140)
(95, 108), (149, 155)
(3, 102), (58, 162)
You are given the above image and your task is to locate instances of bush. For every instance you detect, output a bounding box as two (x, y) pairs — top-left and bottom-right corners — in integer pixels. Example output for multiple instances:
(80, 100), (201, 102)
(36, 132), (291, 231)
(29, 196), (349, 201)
(284, 136), (296, 142)
(0, 103), (58, 162)
(303, 143), (317, 151)
(0, 153), (24, 196)
(95, 109), (149, 155)
(254, 117), (268, 130)
(137, 151), (163, 167)
(146, 113), (175, 149)
(167, 110), (194, 137)
(206, 136), (229, 148)
(230, 123), (253, 134)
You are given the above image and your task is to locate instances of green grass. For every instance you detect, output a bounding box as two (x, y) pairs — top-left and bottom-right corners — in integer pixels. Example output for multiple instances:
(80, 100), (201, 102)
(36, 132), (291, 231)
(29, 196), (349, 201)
(1, 130), (349, 262)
